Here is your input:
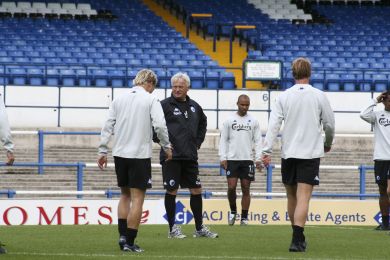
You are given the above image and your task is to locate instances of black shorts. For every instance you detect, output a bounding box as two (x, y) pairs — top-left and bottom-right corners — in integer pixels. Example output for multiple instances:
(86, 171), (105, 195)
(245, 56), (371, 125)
(114, 157), (152, 190)
(281, 158), (320, 186)
(162, 160), (201, 190)
(226, 160), (255, 181)
(374, 160), (390, 185)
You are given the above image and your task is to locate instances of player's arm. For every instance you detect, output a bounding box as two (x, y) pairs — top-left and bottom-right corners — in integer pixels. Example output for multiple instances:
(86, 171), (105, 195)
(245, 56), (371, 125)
(360, 97), (379, 125)
(321, 94), (335, 152)
(262, 97), (284, 165)
(218, 120), (229, 170)
(253, 120), (263, 170)
(150, 98), (172, 160)
(97, 102), (116, 169)
(196, 105), (207, 149)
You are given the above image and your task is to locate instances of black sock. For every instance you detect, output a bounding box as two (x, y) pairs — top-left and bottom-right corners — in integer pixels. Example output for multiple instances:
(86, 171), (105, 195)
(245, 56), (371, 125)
(292, 225), (304, 243)
(382, 215), (389, 227)
(165, 193), (176, 232)
(118, 219), (127, 237)
(227, 189), (237, 213)
(241, 210), (248, 220)
(126, 228), (138, 246)
(190, 194), (203, 231)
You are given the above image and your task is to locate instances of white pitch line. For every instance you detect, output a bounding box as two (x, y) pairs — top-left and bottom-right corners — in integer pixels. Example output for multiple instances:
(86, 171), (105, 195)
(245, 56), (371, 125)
(307, 225), (373, 231)
(8, 252), (373, 260)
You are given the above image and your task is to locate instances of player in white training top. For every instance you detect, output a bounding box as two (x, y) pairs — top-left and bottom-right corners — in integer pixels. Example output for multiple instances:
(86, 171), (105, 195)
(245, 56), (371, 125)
(219, 94), (263, 226)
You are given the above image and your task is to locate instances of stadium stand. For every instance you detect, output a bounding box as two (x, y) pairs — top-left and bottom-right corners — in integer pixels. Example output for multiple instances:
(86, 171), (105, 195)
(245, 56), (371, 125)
(0, 0), (235, 88)
(165, 0), (390, 91)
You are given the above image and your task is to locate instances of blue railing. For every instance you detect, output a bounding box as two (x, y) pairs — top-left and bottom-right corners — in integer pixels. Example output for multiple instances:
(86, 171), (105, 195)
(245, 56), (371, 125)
(0, 162), (85, 198)
(37, 130), (99, 174)
(265, 164), (376, 200)
(0, 130), (378, 199)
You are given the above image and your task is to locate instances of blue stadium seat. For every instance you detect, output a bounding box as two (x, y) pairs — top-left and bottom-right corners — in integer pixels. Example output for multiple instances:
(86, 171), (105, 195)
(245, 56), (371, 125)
(189, 71), (204, 89)
(158, 59), (173, 67)
(0, 67), (9, 86)
(326, 73), (341, 91)
(95, 58), (110, 66)
(27, 68), (44, 86)
(76, 69), (90, 87)
(156, 70), (169, 88)
(341, 74), (357, 91)
(9, 68), (27, 85)
(46, 68), (60, 86)
(111, 59), (126, 66)
(92, 69), (108, 87)
(109, 69), (126, 88)
(372, 74), (388, 92)
(206, 71), (219, 89)
(221, 72), (235, 89)
(311, 73), (325, 90)
(60, 69), (77, 87)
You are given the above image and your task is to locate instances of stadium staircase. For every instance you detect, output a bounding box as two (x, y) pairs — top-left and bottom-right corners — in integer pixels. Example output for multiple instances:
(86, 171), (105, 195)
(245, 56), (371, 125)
(144, 0), (263, 89)
(0, 132), (379, 199)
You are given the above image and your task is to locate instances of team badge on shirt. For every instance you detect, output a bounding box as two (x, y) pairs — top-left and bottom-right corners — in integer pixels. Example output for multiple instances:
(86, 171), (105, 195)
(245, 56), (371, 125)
(190, 106), (195, 113)
(173, 108), (182, 116)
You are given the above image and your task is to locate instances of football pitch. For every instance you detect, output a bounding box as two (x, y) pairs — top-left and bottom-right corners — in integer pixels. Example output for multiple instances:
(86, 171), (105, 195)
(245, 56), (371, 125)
(1, 224), (389, 259)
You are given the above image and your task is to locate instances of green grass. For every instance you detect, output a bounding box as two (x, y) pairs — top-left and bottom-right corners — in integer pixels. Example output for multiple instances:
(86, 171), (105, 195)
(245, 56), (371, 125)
(1, 224), (389, 259)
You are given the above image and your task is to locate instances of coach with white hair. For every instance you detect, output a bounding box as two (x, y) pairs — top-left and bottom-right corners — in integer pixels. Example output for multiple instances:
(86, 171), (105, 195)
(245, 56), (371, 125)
(154, 72), (218, 239)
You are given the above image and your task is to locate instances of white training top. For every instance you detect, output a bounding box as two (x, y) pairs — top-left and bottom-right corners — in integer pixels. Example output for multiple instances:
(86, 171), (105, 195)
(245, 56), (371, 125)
(0, 98), (13, 153)
(262, 84), (335, 159)
(360, 98), (390, 160)
(98, 86), (170, 158)
(219, 112), (262, 161)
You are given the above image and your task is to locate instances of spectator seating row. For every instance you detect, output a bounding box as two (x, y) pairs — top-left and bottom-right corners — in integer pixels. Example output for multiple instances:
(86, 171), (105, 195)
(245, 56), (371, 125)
(0, 0), (235, 89)
(0, 66), (235, 89)
(248, 0), (313, 21)
(0, 1), (98, 17)
(282, 71), (390, 92)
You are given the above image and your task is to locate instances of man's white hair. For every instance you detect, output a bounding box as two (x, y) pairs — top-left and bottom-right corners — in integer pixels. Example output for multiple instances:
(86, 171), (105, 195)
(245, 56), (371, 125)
(171, 72), (191, 87)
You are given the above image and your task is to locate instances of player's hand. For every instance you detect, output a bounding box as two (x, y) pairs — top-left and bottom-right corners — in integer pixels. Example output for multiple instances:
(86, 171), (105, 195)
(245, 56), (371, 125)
(97, 155), (107, 170)
(164, 148), (173, 161)
(6, 151), (14, 166)
(220, 160), (227, 170)
(261, 154), (271, 167)
(255, 160), (263, 171)
(324, 146), (331, 153)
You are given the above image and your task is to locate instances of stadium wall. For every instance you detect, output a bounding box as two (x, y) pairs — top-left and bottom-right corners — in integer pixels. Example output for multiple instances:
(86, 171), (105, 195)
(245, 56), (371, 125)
(1, 86), (379, 133)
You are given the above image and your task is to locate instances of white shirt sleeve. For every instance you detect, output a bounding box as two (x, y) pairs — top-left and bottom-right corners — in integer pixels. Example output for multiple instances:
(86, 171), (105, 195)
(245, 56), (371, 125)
(321, 94), (335, 148)
(253, 120), (263, 161)
(218, 120), (229, 161)
(150, 97), (171, 151)
(0, 99), (13, 153)
(98, 101), (116, 155)
(262, 97), (284, 155)
(360, 98), (377, 125)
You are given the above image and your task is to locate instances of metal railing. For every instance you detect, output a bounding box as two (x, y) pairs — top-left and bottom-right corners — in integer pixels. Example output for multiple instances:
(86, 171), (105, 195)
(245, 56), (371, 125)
(0, 161), (377, 199)
(0, 162), (85, 198)
(0, 131), (378, 199)
(265, 164), (377, 200)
